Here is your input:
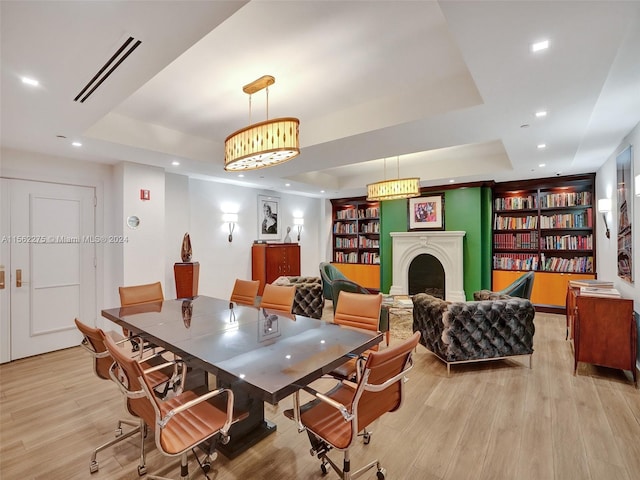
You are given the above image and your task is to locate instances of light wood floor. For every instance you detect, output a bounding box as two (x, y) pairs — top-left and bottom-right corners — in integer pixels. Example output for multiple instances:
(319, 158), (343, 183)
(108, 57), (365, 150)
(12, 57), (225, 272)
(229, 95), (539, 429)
(1, 312), (639, 480)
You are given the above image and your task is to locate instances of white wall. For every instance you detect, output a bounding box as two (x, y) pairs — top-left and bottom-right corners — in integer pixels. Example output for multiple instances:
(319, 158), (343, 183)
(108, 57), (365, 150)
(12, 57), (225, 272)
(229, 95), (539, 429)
(179, 178), (324, 300)
(595, 121), (640, 306)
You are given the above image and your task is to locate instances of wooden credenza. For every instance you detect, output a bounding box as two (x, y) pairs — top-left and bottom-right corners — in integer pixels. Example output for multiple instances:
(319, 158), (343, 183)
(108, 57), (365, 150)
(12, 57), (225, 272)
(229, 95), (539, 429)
(251, 243), (300, 295)
(571, 291), (637, 387)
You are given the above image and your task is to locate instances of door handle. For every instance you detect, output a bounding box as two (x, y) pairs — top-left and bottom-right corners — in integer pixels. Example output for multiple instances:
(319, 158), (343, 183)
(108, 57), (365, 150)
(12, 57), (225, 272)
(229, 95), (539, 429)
(0, 269), (4, 289)
(16, 269), (23, 288)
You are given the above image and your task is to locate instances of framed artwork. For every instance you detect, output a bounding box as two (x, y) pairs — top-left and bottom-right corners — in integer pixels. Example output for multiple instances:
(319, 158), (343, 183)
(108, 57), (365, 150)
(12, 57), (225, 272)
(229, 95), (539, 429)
(258, 195), (281, 241)
(408, 194), (445, 231)
(616, 145), (633, 283)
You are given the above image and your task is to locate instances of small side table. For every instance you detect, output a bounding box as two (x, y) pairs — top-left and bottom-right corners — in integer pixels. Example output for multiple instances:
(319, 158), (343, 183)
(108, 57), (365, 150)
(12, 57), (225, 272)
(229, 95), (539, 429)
(174, 262), (199, 298)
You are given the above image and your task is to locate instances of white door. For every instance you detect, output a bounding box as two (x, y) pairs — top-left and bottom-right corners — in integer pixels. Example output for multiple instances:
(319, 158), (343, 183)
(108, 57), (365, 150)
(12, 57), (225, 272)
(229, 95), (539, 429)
(0, 179), (96, 361)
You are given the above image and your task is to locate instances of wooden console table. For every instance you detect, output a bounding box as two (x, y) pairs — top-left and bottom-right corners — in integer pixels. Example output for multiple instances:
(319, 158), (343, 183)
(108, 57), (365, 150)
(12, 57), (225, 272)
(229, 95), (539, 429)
(571, 292), (637, 388)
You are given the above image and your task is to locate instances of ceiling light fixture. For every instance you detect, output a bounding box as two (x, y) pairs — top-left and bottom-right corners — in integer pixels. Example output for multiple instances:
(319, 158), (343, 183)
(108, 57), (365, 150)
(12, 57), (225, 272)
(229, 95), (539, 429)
(535, 110), (547, 118)
(224, 75), (299, 171)
(531, 40), (549, 52)
(21, 77), (39, 86)
(537, 144), (546, 149)
(171, 161), (180, 166)
(367, 156), (420, 202)
(72, 142), (82, 147)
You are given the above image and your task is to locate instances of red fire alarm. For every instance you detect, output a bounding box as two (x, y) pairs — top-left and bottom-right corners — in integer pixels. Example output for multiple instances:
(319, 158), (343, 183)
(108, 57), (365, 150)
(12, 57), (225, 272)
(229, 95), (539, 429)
(140, 189), (150, 201)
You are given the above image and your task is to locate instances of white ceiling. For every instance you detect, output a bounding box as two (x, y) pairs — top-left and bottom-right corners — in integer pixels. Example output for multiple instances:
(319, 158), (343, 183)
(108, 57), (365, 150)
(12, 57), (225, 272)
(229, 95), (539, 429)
(2, 1), (639, 199)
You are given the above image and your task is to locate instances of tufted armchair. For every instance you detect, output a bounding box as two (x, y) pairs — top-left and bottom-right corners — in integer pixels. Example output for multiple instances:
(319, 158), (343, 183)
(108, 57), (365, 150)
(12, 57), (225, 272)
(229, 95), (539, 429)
(412, 293), (535, 374)
(273, 276), (324, 319)
(473, 271), (535, 301)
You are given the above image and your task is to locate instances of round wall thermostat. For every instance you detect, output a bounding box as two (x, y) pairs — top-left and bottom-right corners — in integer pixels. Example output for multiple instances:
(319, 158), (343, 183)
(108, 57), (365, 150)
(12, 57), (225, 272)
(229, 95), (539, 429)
(126, 215), (140, 229)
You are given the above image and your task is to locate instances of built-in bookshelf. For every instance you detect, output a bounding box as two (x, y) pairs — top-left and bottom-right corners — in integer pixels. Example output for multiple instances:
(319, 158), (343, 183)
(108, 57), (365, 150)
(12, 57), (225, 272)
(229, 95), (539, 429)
(491, 174), (596, 308)
(331, 198), (380, 264)
(493, 175), (595, 274)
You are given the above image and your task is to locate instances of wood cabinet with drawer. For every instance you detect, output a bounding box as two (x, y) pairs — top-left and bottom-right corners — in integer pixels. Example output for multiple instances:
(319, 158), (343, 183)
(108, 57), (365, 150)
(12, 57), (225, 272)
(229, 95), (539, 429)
(252, 243), (300, 295)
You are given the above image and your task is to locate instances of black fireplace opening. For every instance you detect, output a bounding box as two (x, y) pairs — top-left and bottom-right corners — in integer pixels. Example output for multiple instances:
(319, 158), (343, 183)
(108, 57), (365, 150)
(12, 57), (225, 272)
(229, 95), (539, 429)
(408, 253), (445, 298)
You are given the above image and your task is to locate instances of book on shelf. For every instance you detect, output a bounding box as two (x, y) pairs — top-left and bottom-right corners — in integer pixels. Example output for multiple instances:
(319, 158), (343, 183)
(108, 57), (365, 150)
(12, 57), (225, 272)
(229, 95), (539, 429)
(579, 286), (621, 298)
(569, 279), (614, 288)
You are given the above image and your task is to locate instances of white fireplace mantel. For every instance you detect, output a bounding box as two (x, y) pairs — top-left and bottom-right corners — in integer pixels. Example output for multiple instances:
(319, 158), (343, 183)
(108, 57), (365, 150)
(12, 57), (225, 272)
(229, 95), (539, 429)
(389, 231), (466, 301)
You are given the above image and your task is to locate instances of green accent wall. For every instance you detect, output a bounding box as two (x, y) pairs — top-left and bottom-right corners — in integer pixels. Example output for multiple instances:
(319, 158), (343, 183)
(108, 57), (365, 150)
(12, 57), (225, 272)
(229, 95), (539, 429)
(379, 187), (492, 299)
(380, 199), (407, 293)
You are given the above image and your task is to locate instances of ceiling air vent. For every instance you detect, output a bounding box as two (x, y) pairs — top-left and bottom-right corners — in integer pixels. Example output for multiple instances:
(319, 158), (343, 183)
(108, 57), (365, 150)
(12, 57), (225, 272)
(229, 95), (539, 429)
(74, 36), (142, 103)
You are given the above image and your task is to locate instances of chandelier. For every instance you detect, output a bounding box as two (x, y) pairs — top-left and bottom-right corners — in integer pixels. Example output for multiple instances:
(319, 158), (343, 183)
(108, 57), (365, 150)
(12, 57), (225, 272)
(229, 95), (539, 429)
(367, 156), (420, 201)
(224, 75), (300, 171)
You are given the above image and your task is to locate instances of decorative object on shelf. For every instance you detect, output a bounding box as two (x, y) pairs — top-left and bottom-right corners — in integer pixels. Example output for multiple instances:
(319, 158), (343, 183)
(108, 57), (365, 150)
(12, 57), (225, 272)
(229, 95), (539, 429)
(615, 145), (633, 283)
(258, 195), (281, 241)
(293, 217), (304, 241)
(224, 75), (300, 171)
(367, 156), (420, 201)
(223, 213), (238, 242)
(181, 232), (192, 262)
(408, 193), (445, 231)
(597, 198), (611, 239)
(283, 226), (292, 243)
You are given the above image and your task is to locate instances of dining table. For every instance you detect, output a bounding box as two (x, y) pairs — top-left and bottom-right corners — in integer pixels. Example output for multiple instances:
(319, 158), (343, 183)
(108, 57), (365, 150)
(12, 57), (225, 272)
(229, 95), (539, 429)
(101, 295), (382, 458)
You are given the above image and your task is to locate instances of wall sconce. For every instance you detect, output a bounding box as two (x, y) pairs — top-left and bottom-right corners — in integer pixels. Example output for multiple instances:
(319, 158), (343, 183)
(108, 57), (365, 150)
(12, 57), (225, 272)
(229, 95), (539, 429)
(597, 198), (611, 239)
(635, 174), (640, 197)
(293, 217), (304, 242)
(222, 213), (238, 242)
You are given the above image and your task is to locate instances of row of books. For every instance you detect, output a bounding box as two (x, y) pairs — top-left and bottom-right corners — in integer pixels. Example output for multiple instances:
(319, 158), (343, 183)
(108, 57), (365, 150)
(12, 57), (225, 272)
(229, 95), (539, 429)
(539, 191), (592, 208)
(335, 237), (357, 248)
(333, 222), (357, 234)
(360, 222), (380, 233)
(539, 255), (593, 273)
(493, 231), (539, 249)
(493, 254), (539, 271)
(360, 252), (380, 264)
(358, 207), (379, 218)
(540, 234), (592, 251)
(494, 195), (537, 211)
(335, 208), (380, 220)
(494, 215), (538, 230)
(334, 251), (358, 263)
(359, 238), (379, 248)
(539, 209), (592, 229)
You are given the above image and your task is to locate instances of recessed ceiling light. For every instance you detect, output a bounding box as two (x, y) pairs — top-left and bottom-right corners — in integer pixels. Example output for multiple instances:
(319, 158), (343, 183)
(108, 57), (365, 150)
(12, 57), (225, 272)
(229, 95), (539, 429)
(238, 174), (244, 178)
(21, 77), (39, 86)
(171, 161), (180, 166)
(537, 144), (546, 149)
(320, 190), (325, 193)
(72, 142), (82, 147)
(285, 183), (291, 187)
(449, 179), (455, 183)
(539, 163), (546, 167)
(535, 110), (547, 118)
(531, 40), (549, 52)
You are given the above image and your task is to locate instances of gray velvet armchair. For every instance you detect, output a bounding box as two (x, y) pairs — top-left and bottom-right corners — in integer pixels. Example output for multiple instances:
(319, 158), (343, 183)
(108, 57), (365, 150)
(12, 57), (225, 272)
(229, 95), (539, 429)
(412, 293), (535, 374)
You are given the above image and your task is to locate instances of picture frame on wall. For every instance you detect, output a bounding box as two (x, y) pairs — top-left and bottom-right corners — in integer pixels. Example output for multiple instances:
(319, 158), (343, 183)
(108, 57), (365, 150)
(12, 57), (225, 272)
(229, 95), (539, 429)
(408, 193), (445, 231)
(616, 145), (633, 283)
(258, 194), (281, 241)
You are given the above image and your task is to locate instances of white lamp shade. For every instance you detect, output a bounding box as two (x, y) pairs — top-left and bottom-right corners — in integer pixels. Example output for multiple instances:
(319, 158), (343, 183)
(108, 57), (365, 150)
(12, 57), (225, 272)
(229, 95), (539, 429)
(597, 198), (611, 213)
(293, 217), (304, 226)
(222, 213), (238, 223)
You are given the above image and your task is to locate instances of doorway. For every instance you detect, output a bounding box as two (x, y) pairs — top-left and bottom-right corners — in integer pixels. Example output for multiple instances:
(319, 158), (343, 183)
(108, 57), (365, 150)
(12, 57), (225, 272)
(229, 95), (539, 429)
(0, 179), (96, 362)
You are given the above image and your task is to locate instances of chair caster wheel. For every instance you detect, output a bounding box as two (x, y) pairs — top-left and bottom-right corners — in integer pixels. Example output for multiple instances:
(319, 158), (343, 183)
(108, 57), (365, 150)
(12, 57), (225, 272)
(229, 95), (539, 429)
(90, 461), (99, 473)
(363, 433), (371, 445)
(220, 434), (230, 445)
(320, 463), (328, 475)
(377, 468), (386, 479)
(137, 465), (147, 476)
(201, 462), (211, 473)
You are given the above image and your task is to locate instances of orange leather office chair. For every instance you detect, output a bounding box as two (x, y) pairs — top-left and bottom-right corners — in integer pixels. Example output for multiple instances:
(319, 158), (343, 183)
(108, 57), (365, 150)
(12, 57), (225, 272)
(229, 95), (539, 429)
(118, 281), (164, 347)
(259, 283), (296, 312)
(230, 279), (260, 306)
(103, 334), (245, 479)
(74, 318), (180, 474)
(285, 332), (420, 480)
(329, 291), (383, 381)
